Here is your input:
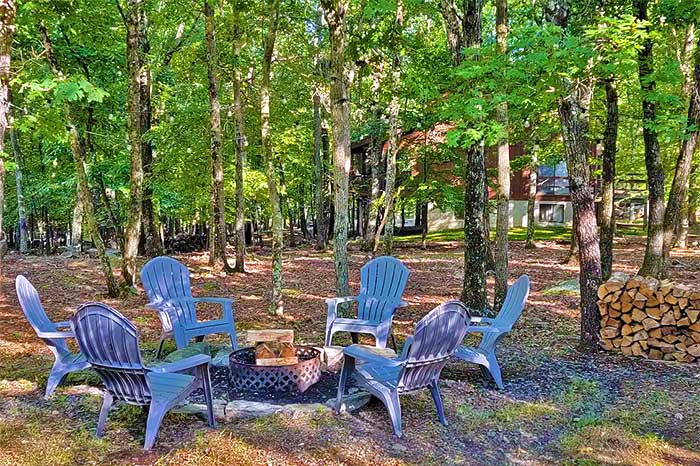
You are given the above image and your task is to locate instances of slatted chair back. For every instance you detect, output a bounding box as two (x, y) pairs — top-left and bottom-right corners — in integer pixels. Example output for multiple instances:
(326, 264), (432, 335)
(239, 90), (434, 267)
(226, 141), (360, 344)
(16, 275), (69, 356)
(398, 300), (469, 392)
(141, 256), (197, 328)
(71, 303), (152, 405)
(481, 274), (529, 350)
(356, 256), (410, 323)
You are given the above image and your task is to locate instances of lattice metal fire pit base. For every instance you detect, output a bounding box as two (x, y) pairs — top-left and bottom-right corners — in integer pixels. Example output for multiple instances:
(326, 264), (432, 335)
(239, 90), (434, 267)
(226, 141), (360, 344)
(229, 346), (321, 393)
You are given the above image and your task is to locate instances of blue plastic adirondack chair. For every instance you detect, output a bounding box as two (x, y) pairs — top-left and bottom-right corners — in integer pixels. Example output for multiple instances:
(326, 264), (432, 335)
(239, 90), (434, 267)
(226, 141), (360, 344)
(15, 275), (90, 399)
(70, 302), (215, 450)
(325, 256), (410, 349)
(141, 256), (237, 358)
(335, 300), (470, 437)
(454, 274), (530, 389)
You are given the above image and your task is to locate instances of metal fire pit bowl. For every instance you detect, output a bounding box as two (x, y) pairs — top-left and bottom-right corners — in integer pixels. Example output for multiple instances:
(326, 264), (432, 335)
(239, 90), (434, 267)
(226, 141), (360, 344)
(229, 345), (321, 393)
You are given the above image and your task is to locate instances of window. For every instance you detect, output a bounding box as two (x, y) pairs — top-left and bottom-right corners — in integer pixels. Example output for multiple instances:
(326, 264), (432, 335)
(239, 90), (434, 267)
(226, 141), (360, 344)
(539, 203), (564, 224)
(537, 161), (569, 195)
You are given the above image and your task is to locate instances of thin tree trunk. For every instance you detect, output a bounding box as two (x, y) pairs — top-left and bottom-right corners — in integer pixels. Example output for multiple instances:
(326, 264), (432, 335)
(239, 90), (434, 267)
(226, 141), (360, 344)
(663, 34), (699, 263)
(322, 0), (352, 297)
(138, 8), (162, 258)
(635, 0), (665, 278)
(71, 184), (83, 249)
(312, 10), (327, 251)
(0, 1), (15, 249)
(261, 0), (283, 315)
(377, 96), (400, 255)
(232, 6), (247, 271)
(42, 22), (118, 296)
(121, 0), (144, 287)
(204, 0), (233, 273)
(599, 76), (618, 280)
(97, 171), (123, 249)
(525, 156), (537, 248)
(363, 72), (382, 252)
(10, 129), (28, 253)
(493, 0), (509, 310)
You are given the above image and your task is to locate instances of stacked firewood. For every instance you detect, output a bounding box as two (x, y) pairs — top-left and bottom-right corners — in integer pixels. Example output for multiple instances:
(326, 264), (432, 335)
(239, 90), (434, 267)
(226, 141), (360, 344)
(597, 276), (700, 362)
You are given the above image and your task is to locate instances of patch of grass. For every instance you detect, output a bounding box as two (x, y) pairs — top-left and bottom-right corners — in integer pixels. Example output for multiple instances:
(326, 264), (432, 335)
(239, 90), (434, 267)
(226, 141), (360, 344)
(456, 400), (560, 431)
(559, 378), (601, 414)
(202, 281), (219, 293)
(396, 226), (574, 244)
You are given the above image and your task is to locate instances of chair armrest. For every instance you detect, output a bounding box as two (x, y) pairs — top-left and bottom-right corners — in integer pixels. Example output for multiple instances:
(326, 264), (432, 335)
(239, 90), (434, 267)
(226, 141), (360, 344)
(149, 354), (211, 373)
(343, 344), (406, 367)
(399, 335), (414, 360)
(467, 325), (504, 334)
(54, 321), (71, 328)
(325, 296), (357, 305)
(190, 297), (234, 306)
(37, 330), (75, 339)
(397, 300), (408, 309)
(470, 316), (495, 324)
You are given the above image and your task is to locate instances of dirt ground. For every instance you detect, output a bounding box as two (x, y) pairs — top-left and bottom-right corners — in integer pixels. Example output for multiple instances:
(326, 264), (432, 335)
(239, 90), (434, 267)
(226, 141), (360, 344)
(1, 236), (699, 465)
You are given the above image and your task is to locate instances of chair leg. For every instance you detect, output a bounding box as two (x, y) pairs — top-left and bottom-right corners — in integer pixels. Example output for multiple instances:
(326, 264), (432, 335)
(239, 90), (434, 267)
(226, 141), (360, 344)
(324, 327), (334, 347)
(335, 356), (355, 413)
(200, 365), (216, 428)
(430, 380), (448, 426)
(229, 329), (237, 350)
(44, 364), (68, 399)
(485, 352), (504, 390)
(350, 332), (359, 344)
(384, 391), (403, 438)
(144, 402), (168, 450)
(390, 333), (398, 352)
(96, 392), (114, 437)
(155, 335), (166, 360)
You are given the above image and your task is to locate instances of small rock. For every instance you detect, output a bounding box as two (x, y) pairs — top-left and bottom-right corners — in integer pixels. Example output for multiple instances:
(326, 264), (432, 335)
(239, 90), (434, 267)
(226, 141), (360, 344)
(675, 412), (684, 421)
(211, 346), (233, 368)
(224, 400), (283, 421)
(173, 398), (227, 421)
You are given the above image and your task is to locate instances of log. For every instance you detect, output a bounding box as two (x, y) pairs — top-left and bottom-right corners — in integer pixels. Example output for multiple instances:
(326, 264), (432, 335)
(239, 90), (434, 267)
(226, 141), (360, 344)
(247, 329), (294, 344)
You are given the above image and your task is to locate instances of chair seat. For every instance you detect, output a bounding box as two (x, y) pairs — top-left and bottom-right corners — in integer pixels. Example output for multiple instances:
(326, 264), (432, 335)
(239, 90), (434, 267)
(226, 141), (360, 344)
(147, 372), (196, 401)
(331, 318), (379, 329)
(356, 364), (402, 391)
(188, 317), (231, 330)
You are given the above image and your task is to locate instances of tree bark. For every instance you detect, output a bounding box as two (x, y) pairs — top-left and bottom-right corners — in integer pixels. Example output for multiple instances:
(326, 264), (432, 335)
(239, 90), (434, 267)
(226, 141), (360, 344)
(10, 128), (28, 253)
(494, 0), (509, 310)
(363, 72), (382, 252)
(312, 10), (327, 251)
(558, 79), (602, 348)
(663, 33), (700, 264)
(232, 6), (247, 272)
(0, 0), (15, 248)
(599, 76), (618, 280)
(204, 0), (233, 273)
(261, 0), (283, 315)
(122, 0), (144, 287)
(71, 184), (83, 249)
(635, 0), (665, 278)
(321, 0), (352, 297)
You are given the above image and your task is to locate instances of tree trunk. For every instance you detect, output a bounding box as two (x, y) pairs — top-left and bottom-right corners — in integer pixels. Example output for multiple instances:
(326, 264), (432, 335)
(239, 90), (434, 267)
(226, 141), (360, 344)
(312, 10), (327, 251)
(599, 76), (618, 280)
(261, 0), (283, 315)
(204, 0), (233, 273)
(494, 0), (509, 310)
(121, 0), (144, 287)
(138, 8), (162, 258)
(456, 0), (488, 311)
(42, 23), (118, 295)
(0, 0), (15, 248)
(363, 72), (382, 252)
(71, 184), (83, 249)
(10, 128), (28, 253)
(635, 0), (665, 278)
(232, 7), (247, 271)
(375, 96), (401, 255)
(525, 154), (537, 248)
(558, 81), (602, 348)
(663, 34), (700, 264)
(97, 171), (123, 249)
(322, 0), (352, 297)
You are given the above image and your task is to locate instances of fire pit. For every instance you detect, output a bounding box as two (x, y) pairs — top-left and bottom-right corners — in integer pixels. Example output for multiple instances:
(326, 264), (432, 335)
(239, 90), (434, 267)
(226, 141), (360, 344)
(229, 345), (321, 393)
(229, 330), (321, 393)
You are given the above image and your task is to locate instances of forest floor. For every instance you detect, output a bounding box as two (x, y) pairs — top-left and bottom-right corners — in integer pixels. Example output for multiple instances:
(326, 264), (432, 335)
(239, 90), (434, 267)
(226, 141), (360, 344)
(1, 233), (700, 465)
